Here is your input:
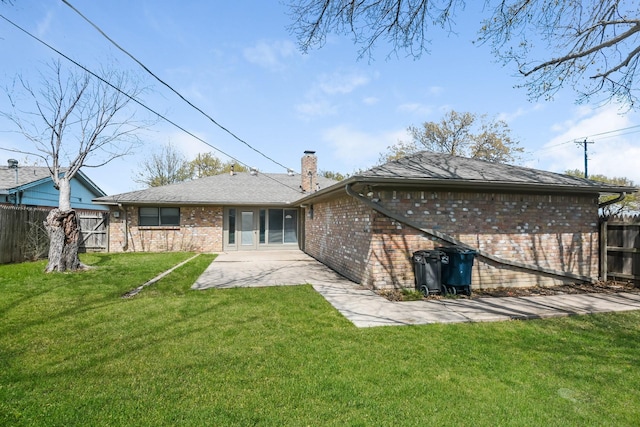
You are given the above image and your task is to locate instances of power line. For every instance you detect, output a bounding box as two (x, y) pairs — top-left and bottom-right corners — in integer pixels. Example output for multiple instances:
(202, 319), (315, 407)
(579, 124), (640, 139)
(60, 0), (294, 174)
(531, 125), (640, 154)
(0, 14), (302, 193)
(589, 128), (640, 141)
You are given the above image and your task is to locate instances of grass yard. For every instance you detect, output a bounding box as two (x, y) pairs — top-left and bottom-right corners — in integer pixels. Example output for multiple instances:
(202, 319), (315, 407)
(1, 252), (640, 426)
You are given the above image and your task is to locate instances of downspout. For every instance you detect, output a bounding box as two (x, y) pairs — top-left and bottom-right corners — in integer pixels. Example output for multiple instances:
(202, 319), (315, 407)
(598, 192), (625, 210)
(118, 204), (128, 250)
(345, 183), (596, 284)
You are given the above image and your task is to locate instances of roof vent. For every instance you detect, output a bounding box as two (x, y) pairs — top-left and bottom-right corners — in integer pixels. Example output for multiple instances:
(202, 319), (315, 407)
(287, 169), (295, 176)
(250, 167), (258, 176)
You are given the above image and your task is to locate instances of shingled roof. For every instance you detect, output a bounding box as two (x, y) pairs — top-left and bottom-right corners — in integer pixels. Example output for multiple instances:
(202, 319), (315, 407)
(315, 151), (637, 195)
(93, 172), (337, 206)
(296, 152), (638, 204)
(0, 166), (54, 192)
(0, 165), (105, 196)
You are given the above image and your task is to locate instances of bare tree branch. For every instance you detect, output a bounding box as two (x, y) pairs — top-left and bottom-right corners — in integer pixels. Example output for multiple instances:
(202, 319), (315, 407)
(1, 58), (151, 272)
(288, 0), (640, 106)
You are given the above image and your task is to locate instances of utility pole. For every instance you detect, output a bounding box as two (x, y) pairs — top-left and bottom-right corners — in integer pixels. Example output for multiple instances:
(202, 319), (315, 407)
(576, 139), (594, 178)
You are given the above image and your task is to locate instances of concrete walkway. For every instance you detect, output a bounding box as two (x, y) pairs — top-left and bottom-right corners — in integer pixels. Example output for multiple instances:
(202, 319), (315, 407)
(192, 250), (640, 328)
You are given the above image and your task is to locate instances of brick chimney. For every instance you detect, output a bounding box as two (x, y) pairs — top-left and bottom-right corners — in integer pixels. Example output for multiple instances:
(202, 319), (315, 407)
(301, 150), (317, 193)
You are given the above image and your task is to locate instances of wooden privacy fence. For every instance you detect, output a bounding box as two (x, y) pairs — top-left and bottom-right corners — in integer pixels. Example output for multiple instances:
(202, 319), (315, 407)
(0, 205), (108, 264)
(0, 205), (50, 264)
(601, 215), (640, 284)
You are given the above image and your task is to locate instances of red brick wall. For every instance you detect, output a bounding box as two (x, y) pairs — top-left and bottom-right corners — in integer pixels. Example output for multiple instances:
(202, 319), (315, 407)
(304, 189), (600, 289)
(107, 206), (223, 253)
(304, 196), (374, 283)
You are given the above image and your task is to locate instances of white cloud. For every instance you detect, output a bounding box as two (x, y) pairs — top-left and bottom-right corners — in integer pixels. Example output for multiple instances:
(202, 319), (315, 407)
(532, 105), (640, 183)
(322, 125), (411, 170)
(397, 103), (433, 117)
(427, 86), (444, 96)
(36, 11), (54, 38)
(497, 103), (544, 123)
(243, 40), (296, 71)
(362, 96), (379, 106)
(295, 100), (337, 118)
(317, 71), (370, 95)
(549, 105), (594, 132)
(295, 70), (372, 119)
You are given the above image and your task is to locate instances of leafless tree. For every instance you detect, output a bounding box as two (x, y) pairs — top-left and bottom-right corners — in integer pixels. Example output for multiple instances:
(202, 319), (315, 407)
(288, 0), (640, 106)
(2, 59), (147, 272)
(134, 142), (192, 187)
(134, 144), (249, 188)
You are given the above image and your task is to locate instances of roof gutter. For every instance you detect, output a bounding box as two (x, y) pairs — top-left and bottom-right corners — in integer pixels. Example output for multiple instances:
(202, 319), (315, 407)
(350, 176), (638, 195)
(345, 183), (596, 284)
(298, 175), (638, 207)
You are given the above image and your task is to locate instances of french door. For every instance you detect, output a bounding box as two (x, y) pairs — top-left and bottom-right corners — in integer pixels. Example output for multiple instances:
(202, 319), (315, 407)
(224, 207), (299, 251)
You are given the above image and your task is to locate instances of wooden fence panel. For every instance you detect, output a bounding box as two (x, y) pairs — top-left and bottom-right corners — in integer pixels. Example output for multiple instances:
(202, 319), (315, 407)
(0, 206), (108, 264)
(601, 215), (640, 284)
(0, 205), (50, 264)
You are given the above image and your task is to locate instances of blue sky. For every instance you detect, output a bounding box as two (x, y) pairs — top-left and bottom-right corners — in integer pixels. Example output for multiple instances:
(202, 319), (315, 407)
(1, 1), (640, 195)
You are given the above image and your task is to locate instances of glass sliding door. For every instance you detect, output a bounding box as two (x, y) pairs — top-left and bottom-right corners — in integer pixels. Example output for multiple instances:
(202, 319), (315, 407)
(267, 208), (298, 245)
(225, 207), (299, 250)
(240, 210), (255, 248)
(284, 209), (297, 243)
(268, 209), (284, 244)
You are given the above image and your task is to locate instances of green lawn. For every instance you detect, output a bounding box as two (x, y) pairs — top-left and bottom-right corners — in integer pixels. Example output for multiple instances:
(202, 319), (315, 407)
(1, 252), (639, 426)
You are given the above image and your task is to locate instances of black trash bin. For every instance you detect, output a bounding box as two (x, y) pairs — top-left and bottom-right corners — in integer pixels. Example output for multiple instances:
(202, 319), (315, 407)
(438, 246), (477, 296)
(412, 250), (448, 296)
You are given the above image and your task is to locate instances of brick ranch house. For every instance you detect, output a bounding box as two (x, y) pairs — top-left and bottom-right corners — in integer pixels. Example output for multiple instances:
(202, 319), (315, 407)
(94, 151), (637, 290)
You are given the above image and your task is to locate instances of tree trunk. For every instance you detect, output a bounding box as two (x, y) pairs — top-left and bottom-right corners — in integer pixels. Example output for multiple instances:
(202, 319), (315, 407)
(44, 208), (86, 272)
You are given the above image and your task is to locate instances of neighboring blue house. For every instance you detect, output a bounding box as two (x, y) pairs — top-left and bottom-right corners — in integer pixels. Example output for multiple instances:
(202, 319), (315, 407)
(0, 160), (107, 211)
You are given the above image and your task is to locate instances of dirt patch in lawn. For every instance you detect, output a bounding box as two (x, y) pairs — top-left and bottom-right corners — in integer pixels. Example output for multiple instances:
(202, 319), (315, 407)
(378, 280), (640, 302)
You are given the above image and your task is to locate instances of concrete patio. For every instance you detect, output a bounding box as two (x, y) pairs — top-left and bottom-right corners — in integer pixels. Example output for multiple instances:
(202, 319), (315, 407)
(192, 250), (640, 328)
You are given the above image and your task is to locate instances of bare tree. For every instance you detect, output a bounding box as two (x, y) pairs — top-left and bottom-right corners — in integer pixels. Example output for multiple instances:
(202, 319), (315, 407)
(134, 146), (249, 188)
(2, 59), (147, 272)
(288, 0), (640, 106)
(480, 1), (640, 106)
(134, 142), (192, 187)
(380, 110), (523, 164)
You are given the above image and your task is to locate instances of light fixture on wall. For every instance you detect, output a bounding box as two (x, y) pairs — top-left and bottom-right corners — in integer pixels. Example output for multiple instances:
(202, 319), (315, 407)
(363, 185), (374, 198)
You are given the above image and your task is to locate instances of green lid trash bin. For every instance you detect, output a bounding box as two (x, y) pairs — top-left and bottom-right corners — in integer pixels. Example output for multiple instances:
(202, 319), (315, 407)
(412, 250), (448, 296)
(438, 246), (476, 296)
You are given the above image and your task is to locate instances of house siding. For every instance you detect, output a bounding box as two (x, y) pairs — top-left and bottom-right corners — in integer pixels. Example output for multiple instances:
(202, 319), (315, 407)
(107, 206), (223, 253)
(1, 176), (108, 211)
(304, 189), (600, 289)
